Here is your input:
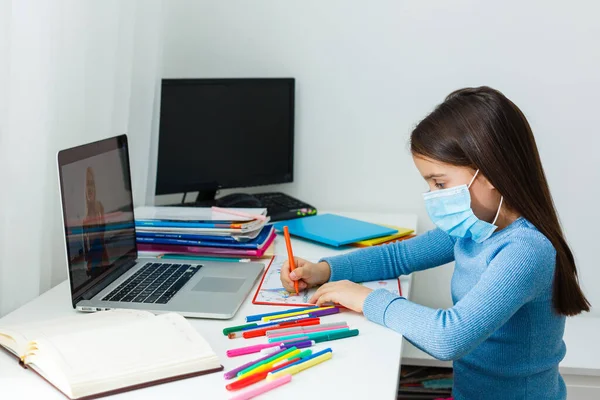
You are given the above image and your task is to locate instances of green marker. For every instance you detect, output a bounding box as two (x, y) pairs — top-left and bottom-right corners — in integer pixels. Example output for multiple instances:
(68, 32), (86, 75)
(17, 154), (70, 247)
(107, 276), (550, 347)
(293, 349), (313, 360)
(313, 329), (359, 343)
(222, 322), (257, 336)
(267, 332), (306, 343)
(237, 346), (298, 377)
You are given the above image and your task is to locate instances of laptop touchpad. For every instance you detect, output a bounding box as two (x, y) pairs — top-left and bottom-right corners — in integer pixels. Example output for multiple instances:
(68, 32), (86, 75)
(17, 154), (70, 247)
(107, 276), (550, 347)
(192, 277), (245, 293)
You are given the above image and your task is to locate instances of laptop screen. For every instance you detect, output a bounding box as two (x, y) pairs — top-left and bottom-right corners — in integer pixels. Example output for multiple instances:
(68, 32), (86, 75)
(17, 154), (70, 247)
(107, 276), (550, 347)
(58, 135), (137, 304)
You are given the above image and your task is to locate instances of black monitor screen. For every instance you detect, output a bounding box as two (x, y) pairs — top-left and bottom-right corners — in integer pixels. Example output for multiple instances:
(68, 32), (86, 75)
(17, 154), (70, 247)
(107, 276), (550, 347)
(155, 78), (295, 195)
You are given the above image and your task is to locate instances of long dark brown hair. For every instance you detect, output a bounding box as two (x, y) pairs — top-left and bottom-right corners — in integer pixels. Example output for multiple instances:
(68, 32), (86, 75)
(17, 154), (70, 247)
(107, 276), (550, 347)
(411, 86), (590, 316)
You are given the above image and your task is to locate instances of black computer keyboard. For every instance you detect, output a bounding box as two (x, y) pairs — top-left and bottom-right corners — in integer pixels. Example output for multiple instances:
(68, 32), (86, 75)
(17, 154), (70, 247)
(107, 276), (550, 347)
(102, 262), (201, 304)
(253, 192), (317, 222)
(168, 192), (317, 222)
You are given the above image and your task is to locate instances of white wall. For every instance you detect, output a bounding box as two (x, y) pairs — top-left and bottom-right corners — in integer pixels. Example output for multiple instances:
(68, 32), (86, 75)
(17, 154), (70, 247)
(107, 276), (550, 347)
(0, 1), (163, 317)
(44, 1), (164, 289)
(159, 0), (600, 314)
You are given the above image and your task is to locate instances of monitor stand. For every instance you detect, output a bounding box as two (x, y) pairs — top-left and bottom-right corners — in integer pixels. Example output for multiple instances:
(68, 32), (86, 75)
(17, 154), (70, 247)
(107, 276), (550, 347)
(195, 189), (218, 204)
(177, 189), (218, 207)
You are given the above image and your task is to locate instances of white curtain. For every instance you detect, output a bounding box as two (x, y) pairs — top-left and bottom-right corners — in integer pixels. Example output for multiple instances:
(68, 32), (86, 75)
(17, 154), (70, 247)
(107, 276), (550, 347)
(0, 0), (164, 317)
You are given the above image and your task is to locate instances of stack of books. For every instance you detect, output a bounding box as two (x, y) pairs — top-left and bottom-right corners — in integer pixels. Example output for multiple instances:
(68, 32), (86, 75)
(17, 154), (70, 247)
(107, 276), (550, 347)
(134, 206), (275, 258)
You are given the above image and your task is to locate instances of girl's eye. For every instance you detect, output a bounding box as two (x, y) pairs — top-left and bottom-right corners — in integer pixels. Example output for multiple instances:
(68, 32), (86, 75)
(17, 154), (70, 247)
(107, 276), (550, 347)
(434, 182), (445, 189)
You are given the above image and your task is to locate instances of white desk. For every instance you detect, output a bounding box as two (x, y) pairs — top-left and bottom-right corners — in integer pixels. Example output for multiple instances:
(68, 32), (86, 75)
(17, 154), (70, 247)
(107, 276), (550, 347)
(0, 211), (417, 400)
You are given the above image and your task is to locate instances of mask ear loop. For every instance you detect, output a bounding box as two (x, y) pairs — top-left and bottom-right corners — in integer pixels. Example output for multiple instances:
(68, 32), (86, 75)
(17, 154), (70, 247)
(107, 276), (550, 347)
(492, 196), (504, 225)
(468, 169), (480, 189)
(469, 169), (503, 225)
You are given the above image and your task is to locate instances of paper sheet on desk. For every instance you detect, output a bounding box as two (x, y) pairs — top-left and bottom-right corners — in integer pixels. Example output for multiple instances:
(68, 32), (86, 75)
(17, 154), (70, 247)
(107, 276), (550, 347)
(252, 256), (402, 306)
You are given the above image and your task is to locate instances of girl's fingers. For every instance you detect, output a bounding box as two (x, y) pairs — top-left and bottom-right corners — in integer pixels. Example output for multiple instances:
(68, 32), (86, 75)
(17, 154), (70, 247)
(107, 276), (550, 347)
(282, 280), (295, 292)
(280, 261), (294, 290)
(309, 282), (336, 303)
(281, 277), (294, 292)
(316, 291), (337, 307)
(308, 285), (326, 304)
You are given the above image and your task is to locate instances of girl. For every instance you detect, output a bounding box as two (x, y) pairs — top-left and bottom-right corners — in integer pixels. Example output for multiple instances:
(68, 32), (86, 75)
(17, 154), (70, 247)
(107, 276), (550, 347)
(280, 87), (590, 399)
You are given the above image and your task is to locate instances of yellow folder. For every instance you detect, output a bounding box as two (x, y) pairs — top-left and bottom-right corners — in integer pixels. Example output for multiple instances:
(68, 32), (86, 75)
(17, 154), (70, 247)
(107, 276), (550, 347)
(351, 225), (414, 247)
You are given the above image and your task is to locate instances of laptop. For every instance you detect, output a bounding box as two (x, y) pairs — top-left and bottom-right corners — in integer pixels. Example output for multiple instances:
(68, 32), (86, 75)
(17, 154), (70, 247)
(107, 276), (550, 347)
(57, 134), (264, 319)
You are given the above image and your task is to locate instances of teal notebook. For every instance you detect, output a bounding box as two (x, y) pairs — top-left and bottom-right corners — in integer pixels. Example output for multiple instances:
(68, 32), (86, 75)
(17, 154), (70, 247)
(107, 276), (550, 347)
(273, 214), (398, 247)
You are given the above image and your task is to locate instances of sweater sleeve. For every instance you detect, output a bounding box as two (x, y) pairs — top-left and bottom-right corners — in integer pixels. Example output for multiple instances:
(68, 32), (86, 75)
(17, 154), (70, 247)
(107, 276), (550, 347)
(320, 228), (455, 283)
(362, 235), (556, 361)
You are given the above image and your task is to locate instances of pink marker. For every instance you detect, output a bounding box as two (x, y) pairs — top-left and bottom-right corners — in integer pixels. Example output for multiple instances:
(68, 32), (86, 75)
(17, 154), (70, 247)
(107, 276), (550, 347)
(227, 342), (283, 357)
(267, 324), (348, 339)
(229, 374), (292, 400)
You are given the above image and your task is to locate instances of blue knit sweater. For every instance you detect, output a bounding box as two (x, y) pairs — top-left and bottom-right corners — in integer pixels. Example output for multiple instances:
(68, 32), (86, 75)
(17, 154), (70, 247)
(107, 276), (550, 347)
(322, 217), (566, 399)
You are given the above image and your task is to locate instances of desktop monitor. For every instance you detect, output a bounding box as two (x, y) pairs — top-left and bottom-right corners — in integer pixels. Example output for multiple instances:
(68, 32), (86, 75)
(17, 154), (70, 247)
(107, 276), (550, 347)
(155, 78), (295, 200)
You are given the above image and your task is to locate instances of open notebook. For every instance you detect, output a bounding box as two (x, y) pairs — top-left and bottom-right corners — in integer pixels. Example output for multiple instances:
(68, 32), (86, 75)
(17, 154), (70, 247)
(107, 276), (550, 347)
(0, 310), (222, 399)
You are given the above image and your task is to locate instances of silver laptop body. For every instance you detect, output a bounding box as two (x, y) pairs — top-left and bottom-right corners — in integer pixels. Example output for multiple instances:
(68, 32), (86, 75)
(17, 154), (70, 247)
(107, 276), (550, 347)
(57, 134), (264, 319)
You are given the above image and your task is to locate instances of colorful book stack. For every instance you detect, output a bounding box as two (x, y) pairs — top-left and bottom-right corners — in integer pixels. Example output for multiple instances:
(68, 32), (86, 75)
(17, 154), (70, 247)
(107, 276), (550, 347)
(134, 206), (276, 258)
(221, 306), (358, 399)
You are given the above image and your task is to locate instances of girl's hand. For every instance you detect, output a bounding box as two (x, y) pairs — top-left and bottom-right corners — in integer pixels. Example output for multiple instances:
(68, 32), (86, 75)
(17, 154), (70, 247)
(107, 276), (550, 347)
(308, 280), (373, 313)
(280, 258), (331, 292)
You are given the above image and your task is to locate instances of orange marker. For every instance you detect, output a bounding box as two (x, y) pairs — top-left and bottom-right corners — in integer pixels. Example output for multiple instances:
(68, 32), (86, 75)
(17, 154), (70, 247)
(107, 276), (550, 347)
(283, 226), (299, 295)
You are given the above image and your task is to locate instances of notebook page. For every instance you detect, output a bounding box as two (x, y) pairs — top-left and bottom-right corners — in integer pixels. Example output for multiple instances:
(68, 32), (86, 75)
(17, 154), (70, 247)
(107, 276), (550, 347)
(27, 313), (219, 398)
(0, 309), (153, 357)
(0, 332), (20, 357)
(254, 256), (401, 305)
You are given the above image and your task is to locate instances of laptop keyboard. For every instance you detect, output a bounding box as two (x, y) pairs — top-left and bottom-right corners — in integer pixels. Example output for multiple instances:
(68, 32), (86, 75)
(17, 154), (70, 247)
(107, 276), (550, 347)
(102, 262), (201, 305)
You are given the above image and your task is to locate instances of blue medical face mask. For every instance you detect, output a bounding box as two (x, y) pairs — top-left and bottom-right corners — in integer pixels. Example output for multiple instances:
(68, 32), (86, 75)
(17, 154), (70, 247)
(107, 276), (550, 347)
(422, 170), (504, 243)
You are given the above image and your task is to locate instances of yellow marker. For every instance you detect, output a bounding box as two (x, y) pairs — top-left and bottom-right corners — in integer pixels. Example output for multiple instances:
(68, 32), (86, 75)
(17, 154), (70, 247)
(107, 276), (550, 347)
(237, 348), (302, 379)
(266, 351), (332, 381)
(261, 306), (335, 322)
